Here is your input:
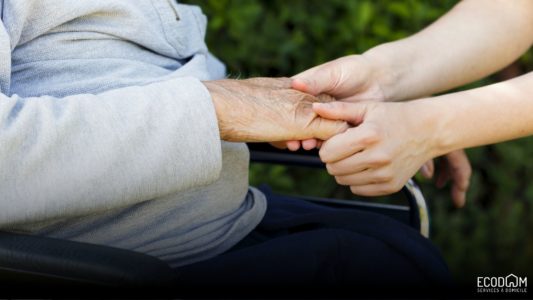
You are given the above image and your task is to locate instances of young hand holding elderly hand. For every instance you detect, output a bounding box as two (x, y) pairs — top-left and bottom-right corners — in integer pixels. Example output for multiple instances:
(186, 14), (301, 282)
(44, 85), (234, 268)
(290, 55), (471, 207)
(204, 0), (533, 208)
(279, 0), (533, 207)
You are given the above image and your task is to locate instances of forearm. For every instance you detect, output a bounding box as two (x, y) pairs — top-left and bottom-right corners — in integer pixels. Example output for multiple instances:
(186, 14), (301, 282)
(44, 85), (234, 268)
(416, 72), (533, 157)
(364, 0), (533, 101)
(203, 78), (348, 142)
(0, 77), (222, 225)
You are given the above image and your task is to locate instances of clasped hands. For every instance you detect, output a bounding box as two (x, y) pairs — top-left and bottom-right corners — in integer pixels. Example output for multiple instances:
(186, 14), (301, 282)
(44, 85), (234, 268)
(204, 77), (348, 143)
(204, 56), (471, 207)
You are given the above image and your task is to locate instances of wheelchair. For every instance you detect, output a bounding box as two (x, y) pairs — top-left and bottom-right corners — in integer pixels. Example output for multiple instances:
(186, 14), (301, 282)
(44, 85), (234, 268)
(0, 143), (430, 290)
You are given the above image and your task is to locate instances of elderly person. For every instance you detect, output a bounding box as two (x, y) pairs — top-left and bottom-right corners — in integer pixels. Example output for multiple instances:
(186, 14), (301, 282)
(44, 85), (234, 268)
(0, 0), (450, 293)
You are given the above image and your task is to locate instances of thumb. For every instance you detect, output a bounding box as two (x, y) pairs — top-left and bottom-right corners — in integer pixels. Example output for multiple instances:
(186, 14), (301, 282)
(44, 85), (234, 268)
(310, 118), (349, 141)
(313, 101), (368, 125)
(292, 65), (338, 96)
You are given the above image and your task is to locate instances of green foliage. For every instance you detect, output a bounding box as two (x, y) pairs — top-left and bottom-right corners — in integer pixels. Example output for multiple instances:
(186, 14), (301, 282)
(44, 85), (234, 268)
(182, 0), (533, 284)
(186, 0), (457, 76)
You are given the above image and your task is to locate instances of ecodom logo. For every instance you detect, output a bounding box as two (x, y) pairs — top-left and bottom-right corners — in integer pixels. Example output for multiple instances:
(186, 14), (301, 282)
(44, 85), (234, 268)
(477, 274), (527, 294)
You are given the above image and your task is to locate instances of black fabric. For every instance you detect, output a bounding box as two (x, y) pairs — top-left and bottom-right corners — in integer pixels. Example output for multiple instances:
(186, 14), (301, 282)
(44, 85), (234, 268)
(174, 185), (453, 297)
(0, 231), (177, 287)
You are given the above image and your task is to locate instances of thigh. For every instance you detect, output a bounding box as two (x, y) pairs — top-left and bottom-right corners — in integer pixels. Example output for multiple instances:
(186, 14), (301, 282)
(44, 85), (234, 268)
(174, 186), (452, 288)
(175, 228), (425, 286)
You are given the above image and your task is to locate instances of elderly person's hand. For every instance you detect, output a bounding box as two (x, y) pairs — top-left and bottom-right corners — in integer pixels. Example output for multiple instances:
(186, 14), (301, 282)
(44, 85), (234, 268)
(203, 77), (348, 143)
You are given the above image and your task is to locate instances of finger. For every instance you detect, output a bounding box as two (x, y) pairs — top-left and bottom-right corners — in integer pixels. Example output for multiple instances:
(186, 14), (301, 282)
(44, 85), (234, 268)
(326, 151), (387, 176)
(420, 160), (435, 179)
(319, 126), (378, 163)
(291, 65), (338, 96)
(286, 140), (301, 151)
(446, 150), (471, 208)
(316, 140), (323, 149)
(308, 117), (349, 141)
(302, 139), (318, 150)
(269, 141), (288, 150)
(451, 186), (467, 209)
(245, 77), (292, 89)
(313, 101), (368, 125)
(348, 182), (402, 197)
(317, 94), (336, 103)
(334, 168), (391, 187)
(291, 78), (311, 94)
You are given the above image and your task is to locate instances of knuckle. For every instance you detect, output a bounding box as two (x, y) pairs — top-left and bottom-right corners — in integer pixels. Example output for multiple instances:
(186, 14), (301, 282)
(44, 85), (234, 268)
(376, 171), (393, 183)
(392, 180), (404, 192)
(359, 132), (379, 145)
(372, 153), (392, 166)
(364, 126), (382, 141)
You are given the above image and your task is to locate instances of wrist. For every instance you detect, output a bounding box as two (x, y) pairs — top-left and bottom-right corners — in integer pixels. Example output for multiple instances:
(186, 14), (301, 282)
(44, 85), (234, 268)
(203, 80), (231, 141)
(363, 42), (412, 102)
(407, 97), (458, 158)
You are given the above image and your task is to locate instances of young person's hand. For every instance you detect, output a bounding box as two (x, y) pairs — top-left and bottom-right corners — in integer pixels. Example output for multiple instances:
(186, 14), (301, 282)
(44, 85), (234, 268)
(313, 100), (470, 207)
(289, 55), (472, 206)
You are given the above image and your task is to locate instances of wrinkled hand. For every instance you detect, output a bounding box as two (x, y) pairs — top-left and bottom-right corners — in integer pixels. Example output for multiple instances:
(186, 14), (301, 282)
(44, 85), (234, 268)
(203, 77), (348, 143)
(314, 100), (438, 196)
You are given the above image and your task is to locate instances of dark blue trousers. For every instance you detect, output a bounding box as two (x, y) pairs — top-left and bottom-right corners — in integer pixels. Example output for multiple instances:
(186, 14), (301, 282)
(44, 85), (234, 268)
(175, 186), (452, 296)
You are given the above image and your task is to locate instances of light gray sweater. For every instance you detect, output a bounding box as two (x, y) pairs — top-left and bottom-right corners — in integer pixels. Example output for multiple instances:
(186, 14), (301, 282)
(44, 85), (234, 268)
(0, 0), (266, 267)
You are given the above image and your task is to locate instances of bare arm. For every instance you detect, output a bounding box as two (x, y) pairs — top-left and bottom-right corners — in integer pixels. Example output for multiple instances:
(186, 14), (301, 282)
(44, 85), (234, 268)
(290, 0), (533, 205)
(421, 72), (533, 155)
(294, 0), (533, 102)
(366, 0), (533, 101)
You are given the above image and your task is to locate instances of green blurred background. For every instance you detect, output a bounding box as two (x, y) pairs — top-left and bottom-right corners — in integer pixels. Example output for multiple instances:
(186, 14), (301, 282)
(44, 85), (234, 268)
(183, 0), (533, 285)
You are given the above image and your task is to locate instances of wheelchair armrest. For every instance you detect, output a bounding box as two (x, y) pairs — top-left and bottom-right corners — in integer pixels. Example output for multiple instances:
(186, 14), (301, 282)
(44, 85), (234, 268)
(0, 231), (176, 287)
(247, 143), (430, 237)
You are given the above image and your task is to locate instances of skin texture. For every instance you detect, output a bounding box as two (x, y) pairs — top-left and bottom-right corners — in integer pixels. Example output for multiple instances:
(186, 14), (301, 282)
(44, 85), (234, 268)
(203, 77), (348, 143)
(288, 0), (533, 207)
